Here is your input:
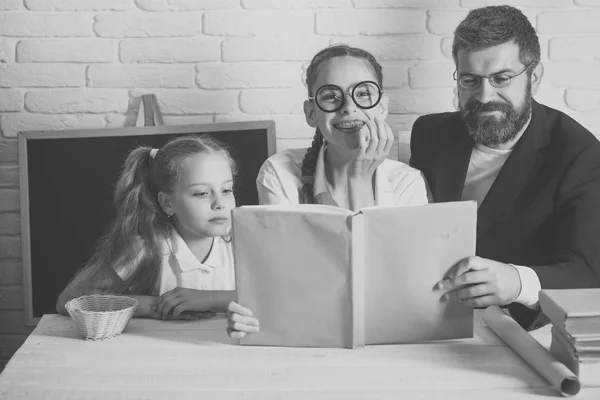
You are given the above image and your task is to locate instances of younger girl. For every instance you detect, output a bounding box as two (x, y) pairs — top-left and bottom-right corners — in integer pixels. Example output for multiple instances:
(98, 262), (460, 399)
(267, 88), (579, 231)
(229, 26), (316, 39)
(227, 44), (430, 338)
(56, 135), (237, 320)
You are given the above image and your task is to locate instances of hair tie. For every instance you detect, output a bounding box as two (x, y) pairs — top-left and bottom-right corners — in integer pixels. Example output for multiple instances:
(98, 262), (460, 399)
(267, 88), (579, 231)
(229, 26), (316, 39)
(302, 175), (314, 185)
(149, 148), (159, 159)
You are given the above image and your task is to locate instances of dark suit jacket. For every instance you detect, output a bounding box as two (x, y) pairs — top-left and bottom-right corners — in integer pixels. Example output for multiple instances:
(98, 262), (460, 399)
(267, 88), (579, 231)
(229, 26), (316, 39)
(410, 100), (600, 330)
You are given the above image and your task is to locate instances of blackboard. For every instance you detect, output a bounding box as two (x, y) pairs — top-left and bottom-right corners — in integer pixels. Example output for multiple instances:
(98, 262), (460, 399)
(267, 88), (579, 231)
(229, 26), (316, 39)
(18, 121), (276, 325)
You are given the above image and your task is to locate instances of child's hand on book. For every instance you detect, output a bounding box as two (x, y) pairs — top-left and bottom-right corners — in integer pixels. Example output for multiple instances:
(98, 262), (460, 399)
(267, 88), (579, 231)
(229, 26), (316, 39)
(435, 256), (521, 307)
(226, 301), (259, 339)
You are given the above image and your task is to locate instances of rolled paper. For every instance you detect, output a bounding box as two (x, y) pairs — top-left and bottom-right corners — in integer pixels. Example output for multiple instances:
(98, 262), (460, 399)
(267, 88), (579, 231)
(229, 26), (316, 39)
(483, 305), (580, 397)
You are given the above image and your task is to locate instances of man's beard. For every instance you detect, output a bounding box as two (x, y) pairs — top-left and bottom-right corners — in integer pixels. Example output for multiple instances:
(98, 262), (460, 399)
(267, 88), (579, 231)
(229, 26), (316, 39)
(459, 90), (532, 147)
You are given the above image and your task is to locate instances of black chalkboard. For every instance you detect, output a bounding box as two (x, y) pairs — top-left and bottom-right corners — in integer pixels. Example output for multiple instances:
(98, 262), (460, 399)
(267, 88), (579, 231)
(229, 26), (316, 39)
(18, 121), (276, 324)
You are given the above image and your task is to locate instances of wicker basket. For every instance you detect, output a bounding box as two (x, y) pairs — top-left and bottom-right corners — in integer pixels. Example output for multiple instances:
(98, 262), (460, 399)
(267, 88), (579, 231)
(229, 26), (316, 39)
(65, 295), (138, 340)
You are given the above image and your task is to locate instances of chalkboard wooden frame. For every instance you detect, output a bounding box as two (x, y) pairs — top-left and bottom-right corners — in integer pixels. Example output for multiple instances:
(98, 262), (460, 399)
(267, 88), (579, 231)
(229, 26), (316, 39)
(19, 121), (276, 325)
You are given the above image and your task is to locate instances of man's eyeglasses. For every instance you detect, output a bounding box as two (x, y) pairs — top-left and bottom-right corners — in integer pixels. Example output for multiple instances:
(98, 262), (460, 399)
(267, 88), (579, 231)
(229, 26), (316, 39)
(453, 61), (534, 90)
(308, 81), (383, 113)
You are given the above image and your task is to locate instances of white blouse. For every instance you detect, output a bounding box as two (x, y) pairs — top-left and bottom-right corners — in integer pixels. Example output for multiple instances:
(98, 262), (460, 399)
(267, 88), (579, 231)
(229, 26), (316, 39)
(115, 230), (235, 295)
(257, 146), (429, 208)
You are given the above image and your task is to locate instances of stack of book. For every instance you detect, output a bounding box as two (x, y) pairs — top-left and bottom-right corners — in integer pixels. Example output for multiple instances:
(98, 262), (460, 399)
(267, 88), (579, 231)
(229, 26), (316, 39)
(539, 289), (600, 381)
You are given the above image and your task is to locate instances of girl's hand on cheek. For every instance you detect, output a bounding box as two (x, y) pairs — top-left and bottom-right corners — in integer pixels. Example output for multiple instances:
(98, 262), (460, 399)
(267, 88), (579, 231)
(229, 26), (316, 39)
(348, 115), (394, 182)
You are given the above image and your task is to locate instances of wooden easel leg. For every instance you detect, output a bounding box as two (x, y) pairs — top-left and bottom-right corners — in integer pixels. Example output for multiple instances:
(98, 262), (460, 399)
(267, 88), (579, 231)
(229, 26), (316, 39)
(135, 94), (163, 127)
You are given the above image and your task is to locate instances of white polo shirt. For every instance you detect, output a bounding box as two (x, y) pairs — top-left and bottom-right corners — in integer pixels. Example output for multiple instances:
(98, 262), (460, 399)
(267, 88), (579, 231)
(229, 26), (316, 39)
(257, 146), (429, 208)
(115, 230), (235, 295)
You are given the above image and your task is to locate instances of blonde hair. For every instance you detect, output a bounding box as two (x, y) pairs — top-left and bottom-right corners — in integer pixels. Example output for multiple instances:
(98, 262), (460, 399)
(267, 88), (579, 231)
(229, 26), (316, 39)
(67, 135), (236, 295)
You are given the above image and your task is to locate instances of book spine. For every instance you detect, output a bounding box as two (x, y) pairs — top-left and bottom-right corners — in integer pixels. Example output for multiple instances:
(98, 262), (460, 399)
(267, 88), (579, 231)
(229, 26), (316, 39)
(350, 213), (365, 349)
(550, 327), (579, 375)
(551, 326), (577, 355)
(539, 290), (567, 329)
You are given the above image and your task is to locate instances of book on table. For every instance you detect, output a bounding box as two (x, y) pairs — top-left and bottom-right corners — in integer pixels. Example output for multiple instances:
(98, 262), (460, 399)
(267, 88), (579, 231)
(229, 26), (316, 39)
(550, 325), (600, 383)
(540, 289), (600, 382)
(539, 289), (600, 336)
(231, 201), (476, 348)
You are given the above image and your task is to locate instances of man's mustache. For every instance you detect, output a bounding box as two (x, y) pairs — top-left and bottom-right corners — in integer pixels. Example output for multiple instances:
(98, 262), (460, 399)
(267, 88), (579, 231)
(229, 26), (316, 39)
(464, 101), (512, 115)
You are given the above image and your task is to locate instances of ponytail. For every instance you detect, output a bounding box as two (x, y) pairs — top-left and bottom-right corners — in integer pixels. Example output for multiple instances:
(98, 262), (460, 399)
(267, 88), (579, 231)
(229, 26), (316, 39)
(64, 135), (236, 297)
(68, 148), (169, 296)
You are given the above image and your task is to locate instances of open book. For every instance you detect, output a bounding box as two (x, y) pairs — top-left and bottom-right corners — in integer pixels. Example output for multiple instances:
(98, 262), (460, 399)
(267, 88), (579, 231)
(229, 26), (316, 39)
(232, 201), (476, 348)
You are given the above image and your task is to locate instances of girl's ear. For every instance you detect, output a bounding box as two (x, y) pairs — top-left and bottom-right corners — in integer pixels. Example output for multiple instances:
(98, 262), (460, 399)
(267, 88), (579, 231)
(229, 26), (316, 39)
(378, 92), (389, 120)
(303, 99), (318, 128)
(157, 191), (174, 217)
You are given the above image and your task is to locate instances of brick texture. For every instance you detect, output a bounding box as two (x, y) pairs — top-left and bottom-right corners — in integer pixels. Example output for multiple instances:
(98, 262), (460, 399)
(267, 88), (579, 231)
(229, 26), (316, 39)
(120, 39), (220, 63)
(0, 166), (19, 187)
(1, 0), (599, 374)
(0, 260), (21, 285)
(0, 89), (23, 112)
(135, 0), (239, 11)
(0, 0), (22, 10)
(17, 40), (117, 63)
(204, 11), (314, 36)
(317, 10), (426, 35)
(0, 64), (85, 87)
(24, 0), (134, 11)
(196, 63), (303, 89)
(87, 65), (196, 88)
(0, 13), (92, 37)
(94, 13), (203, 38)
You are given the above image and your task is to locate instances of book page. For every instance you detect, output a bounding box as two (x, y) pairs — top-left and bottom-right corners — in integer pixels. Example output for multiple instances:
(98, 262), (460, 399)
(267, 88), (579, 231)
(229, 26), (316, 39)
(361, 201), (476, 344)
(237, 203), (351, 215)
(232, 206), (354, 348)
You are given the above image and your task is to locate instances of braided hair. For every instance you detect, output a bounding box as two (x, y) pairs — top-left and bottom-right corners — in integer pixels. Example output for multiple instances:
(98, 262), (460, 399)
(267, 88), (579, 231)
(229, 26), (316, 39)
(300, 44), (383, 203)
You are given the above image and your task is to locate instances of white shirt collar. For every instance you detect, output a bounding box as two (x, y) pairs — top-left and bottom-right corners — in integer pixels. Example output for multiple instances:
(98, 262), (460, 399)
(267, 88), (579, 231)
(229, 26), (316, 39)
(311, 143), (394, 206)
(167, 229), (223, 273)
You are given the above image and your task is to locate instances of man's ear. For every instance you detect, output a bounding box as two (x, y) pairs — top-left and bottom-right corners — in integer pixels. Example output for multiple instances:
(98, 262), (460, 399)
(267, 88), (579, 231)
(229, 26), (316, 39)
(530, 62), (544, 96)
(378, 92), (389, 120)
(157, 191), (174, 217)
(303, 99), (318, 128)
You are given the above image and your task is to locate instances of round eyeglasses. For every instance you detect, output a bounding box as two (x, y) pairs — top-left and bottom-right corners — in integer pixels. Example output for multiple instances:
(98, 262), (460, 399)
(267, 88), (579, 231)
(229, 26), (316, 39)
(453, 61), (533, 90)
(308, 81), (383, 113)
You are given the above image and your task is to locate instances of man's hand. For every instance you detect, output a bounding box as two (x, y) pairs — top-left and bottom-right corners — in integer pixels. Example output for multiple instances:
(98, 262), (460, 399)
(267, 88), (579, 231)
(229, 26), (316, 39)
(435, 256), (522, 307)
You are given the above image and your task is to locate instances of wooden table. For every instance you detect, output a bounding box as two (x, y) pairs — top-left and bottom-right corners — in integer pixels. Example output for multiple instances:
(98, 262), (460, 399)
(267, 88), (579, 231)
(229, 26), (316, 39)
(1, 311), (599, 399)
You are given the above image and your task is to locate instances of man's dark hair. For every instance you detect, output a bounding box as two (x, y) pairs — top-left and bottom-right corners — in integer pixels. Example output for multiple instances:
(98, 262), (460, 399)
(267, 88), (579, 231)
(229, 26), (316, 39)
(452, 5), (540, 73)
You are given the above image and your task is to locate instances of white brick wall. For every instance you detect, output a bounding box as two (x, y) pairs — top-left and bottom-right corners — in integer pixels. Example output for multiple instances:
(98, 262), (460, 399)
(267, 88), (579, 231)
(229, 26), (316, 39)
(2, 0), (600, 371)
(87, 64), (197, 88)
(17, 40), (118, 63)
(316, 10), (426, 35)
(0, 0), (22, 10)
(119, 38), (220, 63)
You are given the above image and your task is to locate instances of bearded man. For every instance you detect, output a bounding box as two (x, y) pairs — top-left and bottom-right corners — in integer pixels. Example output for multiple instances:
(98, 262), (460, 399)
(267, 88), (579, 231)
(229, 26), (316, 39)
(410, 5), (600, 330)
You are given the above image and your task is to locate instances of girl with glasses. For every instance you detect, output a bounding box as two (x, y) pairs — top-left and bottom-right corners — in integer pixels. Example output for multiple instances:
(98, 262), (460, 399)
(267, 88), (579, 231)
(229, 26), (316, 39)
(226, 44), (430, 338)
(256, 44), (429, 211)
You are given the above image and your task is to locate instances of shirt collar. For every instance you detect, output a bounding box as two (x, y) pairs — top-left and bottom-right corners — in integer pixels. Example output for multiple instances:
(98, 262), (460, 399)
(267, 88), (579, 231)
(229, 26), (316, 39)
(167, 229), (221, 272)
(312, 143), (394, 206)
